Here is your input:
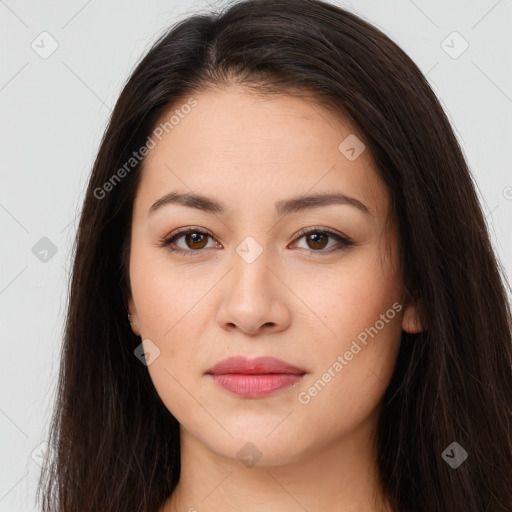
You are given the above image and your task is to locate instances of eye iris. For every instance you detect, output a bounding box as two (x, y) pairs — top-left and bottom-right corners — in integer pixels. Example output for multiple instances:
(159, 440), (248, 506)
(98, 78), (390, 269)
(186, 232), (208, 249)
(307, 232), (328, 250)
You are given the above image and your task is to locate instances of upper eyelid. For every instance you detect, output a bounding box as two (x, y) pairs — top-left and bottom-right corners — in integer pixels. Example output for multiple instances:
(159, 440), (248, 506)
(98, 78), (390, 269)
(164, 226), (214, 242)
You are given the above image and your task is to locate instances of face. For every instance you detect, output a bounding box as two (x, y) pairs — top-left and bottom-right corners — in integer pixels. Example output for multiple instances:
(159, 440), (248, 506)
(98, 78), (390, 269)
(127, 85), (423, 465)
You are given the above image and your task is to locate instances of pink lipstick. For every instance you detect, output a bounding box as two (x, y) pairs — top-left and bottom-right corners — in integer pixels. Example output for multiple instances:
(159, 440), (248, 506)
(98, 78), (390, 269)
(205, 356), (306, 398)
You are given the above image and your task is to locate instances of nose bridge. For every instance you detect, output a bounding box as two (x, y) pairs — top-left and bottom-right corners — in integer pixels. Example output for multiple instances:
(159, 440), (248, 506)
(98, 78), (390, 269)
(230, 233), (274, 298)
(215, 232), (289, 334)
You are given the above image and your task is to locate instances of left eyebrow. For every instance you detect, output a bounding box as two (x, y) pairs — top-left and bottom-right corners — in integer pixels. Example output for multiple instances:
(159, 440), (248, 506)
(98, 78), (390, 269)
(148, 191), (374, 218)
(276, 192), (373, 217)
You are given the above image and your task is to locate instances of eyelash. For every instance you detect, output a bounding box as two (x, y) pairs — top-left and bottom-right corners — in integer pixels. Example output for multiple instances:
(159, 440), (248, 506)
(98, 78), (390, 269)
(159, 226), (355, 257)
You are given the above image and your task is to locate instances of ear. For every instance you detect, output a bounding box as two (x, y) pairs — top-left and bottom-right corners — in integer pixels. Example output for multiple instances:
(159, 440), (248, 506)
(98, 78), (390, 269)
(401, 296), (427, 334)
(127, 294), (141, 337)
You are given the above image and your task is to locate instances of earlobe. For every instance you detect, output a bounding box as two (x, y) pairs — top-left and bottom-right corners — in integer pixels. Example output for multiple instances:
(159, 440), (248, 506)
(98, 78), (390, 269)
(401, 298), (427, 333)
(127, 296), (141, 337)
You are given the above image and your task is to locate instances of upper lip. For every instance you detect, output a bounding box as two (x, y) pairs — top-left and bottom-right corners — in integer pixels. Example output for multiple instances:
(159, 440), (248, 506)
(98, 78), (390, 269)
(205, 356), (306, 375)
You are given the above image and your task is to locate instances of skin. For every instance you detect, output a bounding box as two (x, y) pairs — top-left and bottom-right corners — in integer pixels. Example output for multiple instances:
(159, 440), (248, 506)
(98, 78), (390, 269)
(126, 85), (424, 512)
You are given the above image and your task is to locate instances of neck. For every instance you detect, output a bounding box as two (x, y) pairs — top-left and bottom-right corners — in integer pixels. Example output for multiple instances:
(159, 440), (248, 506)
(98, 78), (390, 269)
(161, 406), (392, 512)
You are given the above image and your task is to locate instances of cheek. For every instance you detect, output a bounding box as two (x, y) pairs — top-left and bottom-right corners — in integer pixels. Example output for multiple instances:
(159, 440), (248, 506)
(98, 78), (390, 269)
(305, 247), (402, 341)
(129, 247), (211, 397)
(132, 267), (208, 423)
(293, 249), (402, 427)
(130, 244), (183, 337)
(295, 305), (402, 439)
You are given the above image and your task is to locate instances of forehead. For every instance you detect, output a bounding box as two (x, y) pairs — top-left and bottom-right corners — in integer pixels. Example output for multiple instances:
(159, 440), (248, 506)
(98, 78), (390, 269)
(135, 86), (388, 219)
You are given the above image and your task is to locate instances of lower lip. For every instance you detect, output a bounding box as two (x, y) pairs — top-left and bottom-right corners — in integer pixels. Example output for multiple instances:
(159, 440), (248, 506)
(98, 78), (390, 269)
(208, 373), (304, 397)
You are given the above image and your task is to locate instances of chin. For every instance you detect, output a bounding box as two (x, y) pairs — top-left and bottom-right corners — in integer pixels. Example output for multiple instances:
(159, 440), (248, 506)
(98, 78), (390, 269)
(196, 427), (310, 467)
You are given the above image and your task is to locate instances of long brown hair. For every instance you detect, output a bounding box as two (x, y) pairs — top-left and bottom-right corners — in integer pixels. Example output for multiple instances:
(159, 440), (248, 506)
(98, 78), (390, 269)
(37, 1), (512, 510)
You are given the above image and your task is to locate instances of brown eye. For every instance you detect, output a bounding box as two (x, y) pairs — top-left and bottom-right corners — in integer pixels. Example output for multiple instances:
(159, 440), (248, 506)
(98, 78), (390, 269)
(183, 232), (209, 250)
(162, 228), (220, 255)
(305, 232), (329, 250)
(292, 228), (354, 253)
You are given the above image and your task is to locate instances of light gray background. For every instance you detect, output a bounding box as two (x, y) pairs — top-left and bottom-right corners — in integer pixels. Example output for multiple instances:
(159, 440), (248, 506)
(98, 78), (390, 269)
(1, 0), (511, 510)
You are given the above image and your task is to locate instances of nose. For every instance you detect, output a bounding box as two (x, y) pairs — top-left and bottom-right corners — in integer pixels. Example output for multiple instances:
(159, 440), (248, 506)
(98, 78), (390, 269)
(215, 247), (292, 336)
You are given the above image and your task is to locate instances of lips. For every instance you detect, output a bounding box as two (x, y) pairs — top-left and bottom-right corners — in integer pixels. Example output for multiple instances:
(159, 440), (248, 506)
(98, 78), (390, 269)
(206, 355), (306, 376)
(205, 356), (306, 398)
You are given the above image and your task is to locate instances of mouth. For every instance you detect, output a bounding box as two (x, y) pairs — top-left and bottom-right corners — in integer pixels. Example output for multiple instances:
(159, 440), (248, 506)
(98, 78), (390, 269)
(205, 356), (307, 398)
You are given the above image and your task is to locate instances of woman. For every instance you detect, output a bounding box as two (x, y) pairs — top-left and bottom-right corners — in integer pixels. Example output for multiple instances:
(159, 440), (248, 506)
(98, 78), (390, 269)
(37, 0), (512, 511)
